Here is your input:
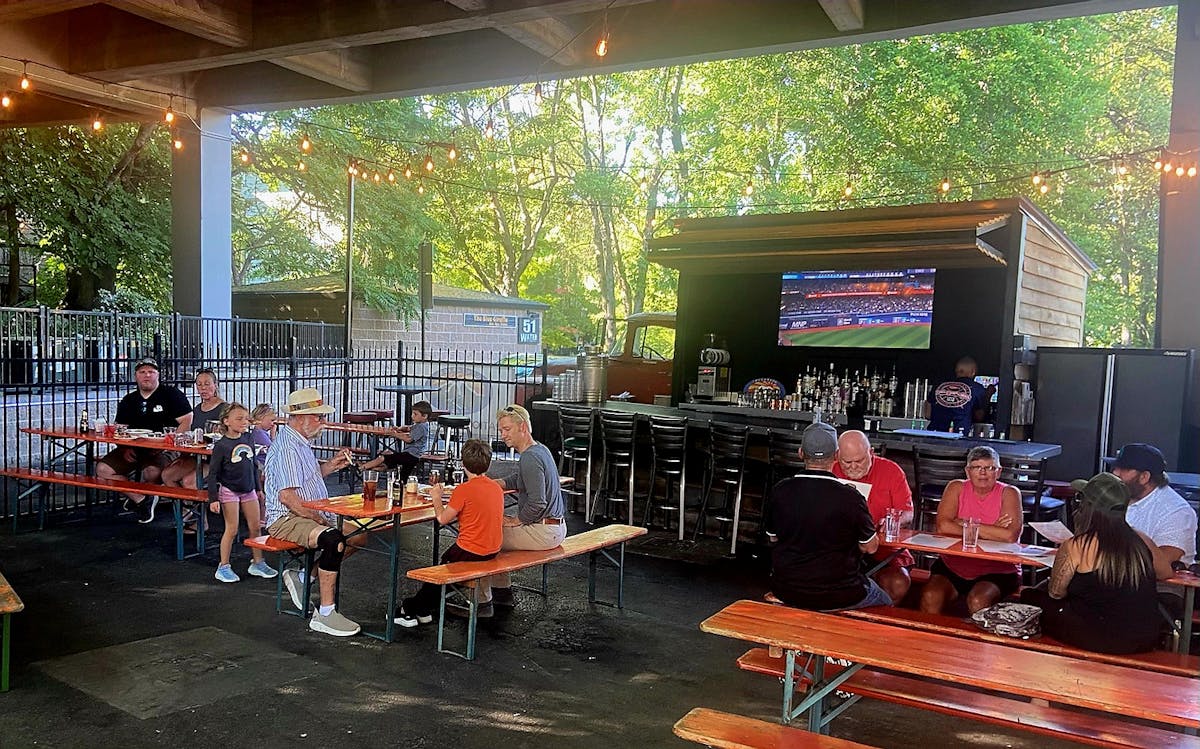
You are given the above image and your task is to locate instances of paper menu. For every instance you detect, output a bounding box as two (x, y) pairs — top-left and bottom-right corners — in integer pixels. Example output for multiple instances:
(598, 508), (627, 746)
(903, 533), (959, 549)
(976, 540), (1022, 554)
(836, 478), (872, 500)
(1029, 521), (1073, 544)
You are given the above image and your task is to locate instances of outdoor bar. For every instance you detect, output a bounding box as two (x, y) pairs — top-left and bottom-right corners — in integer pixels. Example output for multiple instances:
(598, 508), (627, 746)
(1, 1), (1199, 748)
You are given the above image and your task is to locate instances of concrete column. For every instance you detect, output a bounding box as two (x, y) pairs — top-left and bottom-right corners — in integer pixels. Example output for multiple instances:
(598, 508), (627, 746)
(1158, 1), (1200, 465)
(171, 109), (232, 318)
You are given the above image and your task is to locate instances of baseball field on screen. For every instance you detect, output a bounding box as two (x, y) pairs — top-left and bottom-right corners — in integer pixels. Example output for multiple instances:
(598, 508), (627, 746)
(778, 323), (931, 348)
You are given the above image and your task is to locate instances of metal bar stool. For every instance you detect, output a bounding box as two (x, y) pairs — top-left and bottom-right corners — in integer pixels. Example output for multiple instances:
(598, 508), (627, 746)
(557, 405), (595, 517)
(437, 415), (472, 476)
(693, 422), (750, 554)
(588, 411), (639, 525)
(911, 445), (969, 531)
(643, 415), (689, 539)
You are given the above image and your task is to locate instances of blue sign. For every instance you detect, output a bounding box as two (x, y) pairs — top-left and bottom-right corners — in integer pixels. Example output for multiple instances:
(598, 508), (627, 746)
(518, 313), (541, 344)
(464, 314), (516, 328)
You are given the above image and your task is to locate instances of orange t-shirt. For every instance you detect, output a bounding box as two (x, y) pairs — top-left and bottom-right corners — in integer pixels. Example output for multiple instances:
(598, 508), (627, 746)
(448, 474), (505, 556)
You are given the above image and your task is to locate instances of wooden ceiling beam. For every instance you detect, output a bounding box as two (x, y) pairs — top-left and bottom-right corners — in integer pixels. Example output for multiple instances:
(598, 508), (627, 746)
(69, 0), (649, 82)
(270, 48), (372, 92)
(104, 0), (250, 47)
(0, 0), (94, 24)
(817, 0), (864, 31)
(444, 0), (586, 65)
(0, 53), (182, 122)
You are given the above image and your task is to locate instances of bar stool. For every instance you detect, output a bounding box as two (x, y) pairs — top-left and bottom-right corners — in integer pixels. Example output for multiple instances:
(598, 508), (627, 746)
(556, 405), (595, 517)
(693, 422), (750, 554)
(437, 415), (472, 475)
(912, 445), (968, 531)
(588, 411), (638, 525)
(643, 415), (688, 539)
(368, 408), (394, 426)
(764, 428), (806, 497)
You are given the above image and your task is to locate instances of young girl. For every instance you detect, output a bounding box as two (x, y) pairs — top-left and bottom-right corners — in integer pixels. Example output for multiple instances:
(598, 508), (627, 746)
(209, 403), (277, 583)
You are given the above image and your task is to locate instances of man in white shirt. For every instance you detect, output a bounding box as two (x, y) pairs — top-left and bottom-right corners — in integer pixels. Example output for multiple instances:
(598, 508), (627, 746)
(1107, 443), (1197, 569)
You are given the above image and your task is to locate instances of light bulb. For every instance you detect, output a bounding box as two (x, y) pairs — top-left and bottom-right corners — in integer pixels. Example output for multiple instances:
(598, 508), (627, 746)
(1188, 166), (1197, 178)
(300, 135), (311, 153)
(940, 178), (951, 193)
(404, 166), (412, 179)
(348, 163), (356, 175)
(387, 170), (396, 183)
(1, 93), (10, 108)
(447, 145), (457, 161)
(1163, 161), (1173, 173)
(843, 182), (853, 197)
(19, 75), (30, 92)
(1153, 159), (1163, 171)
(173, 138), (183, 150)
(534, 82), (543, 104)
(565, 210), (573, 222)
(417, 183), (425, 195)
(1116, 162), (1128, 175)
(743, 181), (754, 196)
(298, 160), (307, 171)
(91, 117), (103, 131)
(1031, 173), (1042, 185)
(595, 36), (609, 57)
(1039, 182), (1049, 194)
(424, 154), (434, 172)
(373, 171), (381, 183)
(483, 119), (495, 140)
(239, 151), (251, 164)
(1175, 165), (1185, 177)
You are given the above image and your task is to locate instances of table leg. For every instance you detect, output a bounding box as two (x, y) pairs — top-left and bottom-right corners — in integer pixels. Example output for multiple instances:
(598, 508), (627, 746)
(1, 612), (9, 693)
(1180, 586), (1195, 658)
(432, 518), (441, 563)
(385, 516), (400, 642)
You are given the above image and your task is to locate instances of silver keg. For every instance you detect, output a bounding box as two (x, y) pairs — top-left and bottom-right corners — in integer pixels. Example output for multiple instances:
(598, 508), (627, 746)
(577, 345), (609, 404)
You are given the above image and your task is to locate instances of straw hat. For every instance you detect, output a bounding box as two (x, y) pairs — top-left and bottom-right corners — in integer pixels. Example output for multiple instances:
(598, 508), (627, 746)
(285, 387), (335, 416)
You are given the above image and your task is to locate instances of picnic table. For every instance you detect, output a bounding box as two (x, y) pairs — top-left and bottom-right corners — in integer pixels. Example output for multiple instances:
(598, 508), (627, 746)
(701, 599), (1200, 736)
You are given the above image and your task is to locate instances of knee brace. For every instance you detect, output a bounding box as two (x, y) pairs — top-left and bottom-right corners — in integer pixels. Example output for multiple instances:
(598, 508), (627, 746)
(315, 527), (346, 572)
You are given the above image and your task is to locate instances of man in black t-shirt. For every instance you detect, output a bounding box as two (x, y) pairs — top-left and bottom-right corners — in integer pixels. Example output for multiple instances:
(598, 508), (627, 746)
(96, 357), (193, 523)
(925, 356), (991, 433)
(764, 422), (893, 611)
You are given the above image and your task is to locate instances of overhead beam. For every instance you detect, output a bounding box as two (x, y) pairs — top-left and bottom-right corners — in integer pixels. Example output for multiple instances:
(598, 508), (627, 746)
(104, 0), (250, 47)
(444, 0), (586, 65)
(817, 0), (864, 31)
(69, 0), (650, 82)
(271, 48), (372, 92)
(0, 0), (94, 24)
(0, 53), (183, 123)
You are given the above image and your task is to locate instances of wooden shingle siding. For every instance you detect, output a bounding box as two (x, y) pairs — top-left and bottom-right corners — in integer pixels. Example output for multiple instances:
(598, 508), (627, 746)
(1016, 222), (1088, 346)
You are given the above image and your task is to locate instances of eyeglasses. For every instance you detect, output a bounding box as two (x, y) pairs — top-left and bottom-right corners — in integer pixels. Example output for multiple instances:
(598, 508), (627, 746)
(966, 465), (999, 474)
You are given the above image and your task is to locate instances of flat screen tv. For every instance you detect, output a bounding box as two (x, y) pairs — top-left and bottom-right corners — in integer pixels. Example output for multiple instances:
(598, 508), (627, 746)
(778, 268), (935, 349)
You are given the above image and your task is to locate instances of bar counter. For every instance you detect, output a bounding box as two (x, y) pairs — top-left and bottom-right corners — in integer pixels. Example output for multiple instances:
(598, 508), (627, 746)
(531, 399), (1061, 461)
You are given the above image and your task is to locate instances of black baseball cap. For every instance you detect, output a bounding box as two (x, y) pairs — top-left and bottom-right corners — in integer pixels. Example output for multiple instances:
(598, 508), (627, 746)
(1104, 443), (1167, 476)
(133, 357), (160, 371)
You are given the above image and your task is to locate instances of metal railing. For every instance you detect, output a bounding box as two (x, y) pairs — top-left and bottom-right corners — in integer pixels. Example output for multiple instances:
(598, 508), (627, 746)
(0, 306), (546, 521)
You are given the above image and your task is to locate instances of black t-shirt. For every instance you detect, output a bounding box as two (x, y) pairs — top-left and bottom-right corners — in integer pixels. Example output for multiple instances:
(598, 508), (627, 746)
(926, 376), (987, 432)
(764, 469), (877, 611)
(114, 385), (192, 432)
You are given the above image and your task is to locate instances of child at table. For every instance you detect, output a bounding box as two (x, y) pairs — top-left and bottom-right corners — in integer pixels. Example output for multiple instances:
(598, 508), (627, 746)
(358, 401), (433, 483)
(394, 438), (503, 626)
(210, 403), (277, 584)
(250, 403), (276, 520)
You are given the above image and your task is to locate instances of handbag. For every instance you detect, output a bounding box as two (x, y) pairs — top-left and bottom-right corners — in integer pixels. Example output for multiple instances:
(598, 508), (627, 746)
(971, 602), (1042, 639)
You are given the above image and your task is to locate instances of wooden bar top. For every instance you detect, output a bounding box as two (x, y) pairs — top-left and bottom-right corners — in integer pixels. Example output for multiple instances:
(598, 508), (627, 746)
(701, 600), (1200, 728)
(302, 493), (433, 519)
(21, 426), (211, 455)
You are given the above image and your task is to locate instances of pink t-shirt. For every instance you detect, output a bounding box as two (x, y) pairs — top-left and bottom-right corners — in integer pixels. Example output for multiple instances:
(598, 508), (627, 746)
(943, 480), (1020, 579)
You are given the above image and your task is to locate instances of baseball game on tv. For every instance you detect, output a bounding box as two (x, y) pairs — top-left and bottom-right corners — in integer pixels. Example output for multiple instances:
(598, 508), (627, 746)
(777, 268), (936, 349)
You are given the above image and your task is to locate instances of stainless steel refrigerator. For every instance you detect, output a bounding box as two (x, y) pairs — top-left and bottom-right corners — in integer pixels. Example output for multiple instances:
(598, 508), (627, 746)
(1034, 347), (1193, 481)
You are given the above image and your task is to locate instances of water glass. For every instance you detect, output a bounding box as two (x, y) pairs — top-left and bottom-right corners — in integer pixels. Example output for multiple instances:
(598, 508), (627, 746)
(962, 518), (981, 552)
(452, 468), (466, 486)
(883, 508), (900, 542)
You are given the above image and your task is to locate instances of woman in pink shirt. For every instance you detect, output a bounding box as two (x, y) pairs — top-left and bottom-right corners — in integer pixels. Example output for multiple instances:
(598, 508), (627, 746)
(921, 445), (1023, 615)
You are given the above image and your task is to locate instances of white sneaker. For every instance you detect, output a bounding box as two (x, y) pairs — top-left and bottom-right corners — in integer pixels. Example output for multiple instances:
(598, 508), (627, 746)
(310, 609), (360, 637)
(282, 569), (306, 610)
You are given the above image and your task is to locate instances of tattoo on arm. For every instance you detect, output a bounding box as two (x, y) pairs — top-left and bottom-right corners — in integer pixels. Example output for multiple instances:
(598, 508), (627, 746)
(1048, 543), (1076, 599)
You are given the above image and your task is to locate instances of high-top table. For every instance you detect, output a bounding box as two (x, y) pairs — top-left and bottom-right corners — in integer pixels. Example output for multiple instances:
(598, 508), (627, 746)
(375, 382), (439, 424)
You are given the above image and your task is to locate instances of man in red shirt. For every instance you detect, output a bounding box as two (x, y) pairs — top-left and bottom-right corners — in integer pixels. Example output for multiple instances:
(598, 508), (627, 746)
(832, 430), (915, 603)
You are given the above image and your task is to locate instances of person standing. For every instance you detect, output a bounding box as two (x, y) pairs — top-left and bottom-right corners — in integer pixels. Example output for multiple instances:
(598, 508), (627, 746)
(95, 357), (192, 523)
(832, 430), (915, 603)
(765, 422), (891, 611)
(925, 356), (991, 433)
(921, 446), (1023, 615)
(209, 403), (276, 584)
(263, 387), (360, 637)
(475, 404), (566, 616)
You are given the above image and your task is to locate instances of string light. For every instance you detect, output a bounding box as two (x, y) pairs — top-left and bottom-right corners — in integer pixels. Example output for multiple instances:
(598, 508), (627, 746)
(297, 160), (307, 172)
(1031, 172), (1042, 186)
(595, 12), (610, 57)
(1039, 179), (1050, 194)
(417, 183), (425, 195)
(447, 145), (457, 161)
(843, 180), (853, 198)
(19, 62), (30, 92)
(1175, 165), (1186, 177)
(1153, 158), (1164, 171)
(372, 171), (381, 183)
(1163, 160), (1173, 173)
(1116, 160), (1128, 176)
(424, 153), (435, 172)
(639, 175), (648, 191)
(940, 176), (951, 193)
(564, 209), (573, 222)
(300, 135), (312, 153)
(1189, 166), (1198, 178)
(164, 108), (175, 125)
(533, 82), (544, 105)
(386, 169), (396, 183)
(239, 151), (251, 164)
(403, 165), (413, 179)
(483, 118), (495, 140)
(91, 116), (103, 132)
(173, 137), (183, 150)
(1, 93), (10, 109)
(743, 180), (754, 196)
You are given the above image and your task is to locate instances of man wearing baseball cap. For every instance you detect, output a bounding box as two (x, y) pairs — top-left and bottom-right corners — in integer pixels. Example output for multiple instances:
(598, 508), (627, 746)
(763, 422), (892, 611)
(263, 387), (361, 637)
(1106, 443), (1196, 571)
(95, 357), (192, 524)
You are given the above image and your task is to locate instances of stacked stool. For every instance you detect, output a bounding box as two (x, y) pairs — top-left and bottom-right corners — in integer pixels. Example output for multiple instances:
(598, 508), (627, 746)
(436, 414), (472, 476)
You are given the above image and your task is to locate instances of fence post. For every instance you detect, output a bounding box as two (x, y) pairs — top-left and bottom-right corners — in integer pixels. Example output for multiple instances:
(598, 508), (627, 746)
(288, 335), (299, 393)
(36, 305), (48, 389)
(232, 316), (240, 374)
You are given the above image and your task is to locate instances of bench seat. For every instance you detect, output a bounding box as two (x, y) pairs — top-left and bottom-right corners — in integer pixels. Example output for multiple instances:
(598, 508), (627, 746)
(838, 605), (1199, 677)
(737, 648), (1199, 749)
(0, 570), (22, 692)
(673, 707), (876, 749)
(407, 523), (647, 660)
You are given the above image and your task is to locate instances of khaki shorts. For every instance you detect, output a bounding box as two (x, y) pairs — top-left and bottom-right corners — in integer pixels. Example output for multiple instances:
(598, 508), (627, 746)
(268, 513), (325, 548)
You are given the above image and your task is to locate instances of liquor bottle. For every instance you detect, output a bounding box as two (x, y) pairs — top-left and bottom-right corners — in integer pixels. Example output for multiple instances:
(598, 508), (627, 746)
(78, 407), (90, 434)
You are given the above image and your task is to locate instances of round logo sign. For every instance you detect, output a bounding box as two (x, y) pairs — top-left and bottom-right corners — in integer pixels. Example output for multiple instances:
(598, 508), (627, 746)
(934, 381), (974, 409)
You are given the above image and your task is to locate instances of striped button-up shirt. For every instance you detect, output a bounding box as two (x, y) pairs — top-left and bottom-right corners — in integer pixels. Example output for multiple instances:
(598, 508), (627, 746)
(264, 424), (334, 527)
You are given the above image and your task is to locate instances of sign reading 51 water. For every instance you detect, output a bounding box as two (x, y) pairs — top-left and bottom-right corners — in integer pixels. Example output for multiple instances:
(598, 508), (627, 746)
(518, 313), (541, 344)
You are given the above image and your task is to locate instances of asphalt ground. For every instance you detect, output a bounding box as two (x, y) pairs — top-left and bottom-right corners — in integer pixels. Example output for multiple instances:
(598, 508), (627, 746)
(0, 503), (1084, 749)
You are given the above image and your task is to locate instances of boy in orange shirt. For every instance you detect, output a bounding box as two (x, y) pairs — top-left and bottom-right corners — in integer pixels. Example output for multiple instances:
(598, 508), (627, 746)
(394, 438), (504, 626)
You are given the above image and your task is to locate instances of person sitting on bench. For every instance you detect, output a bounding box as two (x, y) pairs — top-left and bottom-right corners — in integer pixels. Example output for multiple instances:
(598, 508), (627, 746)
(476, 404), (567, 612)
(358, 401), (432, 482)
(263, 387), (361, 637)
(394, 438), (504, 626)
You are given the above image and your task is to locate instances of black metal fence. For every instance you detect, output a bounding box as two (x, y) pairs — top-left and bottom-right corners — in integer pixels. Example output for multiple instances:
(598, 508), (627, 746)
(0, 306), (545, 521)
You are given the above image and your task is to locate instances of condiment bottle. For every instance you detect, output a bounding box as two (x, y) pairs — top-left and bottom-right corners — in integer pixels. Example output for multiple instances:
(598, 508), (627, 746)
(404, 476), (419, 504)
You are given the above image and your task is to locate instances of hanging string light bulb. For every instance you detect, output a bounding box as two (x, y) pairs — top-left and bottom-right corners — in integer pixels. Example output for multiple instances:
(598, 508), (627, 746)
(163, 99), (175, 124)
(533, 82), (544, 105)
(564, 209), (573, 222)
(1153, 158), (1164, 171)
(1039, 178), (1050, 194)
(1031, 172), (1043, 186)
(91, 116), (103, 132)
(1175, 165), (1186, 177)
(424, 152), (435, 172)
(19, 62), (31, 92)
(300, 134), (312, 153)
(639, 174), (649, 191)
(403, 165), (413, 179)
(239, 151), (251, 164)
(347, 161), (358, 176)
(1116, 160), (1128, 176)
(1188, 165), (1198, 178)
(373, 171), (381, 183)
(387, 169), (396, 183)
(940, 176), (951, 193)
(173, 137), (183, 150)
(1163, 159), (1174, 174)
(743, 180), (754, 196)
(483, 118), (495, 140)
(843, 180), (853, 198)
(447, 145), (457, 161)
(595, 12), (610, 57)
(417, 183), (426, 195)
(298, 160), (307, 172)
(1, 93), (11, 109)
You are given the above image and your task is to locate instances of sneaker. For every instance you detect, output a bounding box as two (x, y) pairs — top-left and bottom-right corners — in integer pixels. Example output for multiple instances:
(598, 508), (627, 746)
(310, 608), (360, 637)
(214, 564), (240, 583)
(490, 587), (516, 607)
(393, 606), (432, 628)
(122, 497), (135, 513)
(282, 569), (306, 611)
(181, 509), (197, 524)
(446, 602), (494, 620)
(247, 560), (278, 579)
(135, 497), (159, 524)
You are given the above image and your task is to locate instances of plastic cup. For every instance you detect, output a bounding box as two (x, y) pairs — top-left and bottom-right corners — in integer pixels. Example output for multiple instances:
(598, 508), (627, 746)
(962, 518), (981, 552)
(103, 423), (117, 438)
(362, 471), (378, 503)
(884, 509), (900, 542)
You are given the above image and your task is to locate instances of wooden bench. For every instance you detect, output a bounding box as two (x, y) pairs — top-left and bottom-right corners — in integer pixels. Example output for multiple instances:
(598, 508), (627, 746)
(246, 505), (438, 616)
(0, 570), (23, 692)
(0, 467), (209, 560)
(407, 523), (647, 660)
(673, 707), (876, 749)
(839, 605), (1200, 677)
(736, 648), (1200, 749)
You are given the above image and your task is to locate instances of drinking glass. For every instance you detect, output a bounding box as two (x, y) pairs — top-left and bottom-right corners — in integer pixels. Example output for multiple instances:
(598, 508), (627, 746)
(452, 468), (466, 486)
(883, 508), (900, 542)
(962, 518), (981, 552)
(361, 470), (379, 503)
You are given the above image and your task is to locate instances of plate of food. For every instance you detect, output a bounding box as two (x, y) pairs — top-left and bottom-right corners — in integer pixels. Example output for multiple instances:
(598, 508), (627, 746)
(126, 429), (155, 438)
